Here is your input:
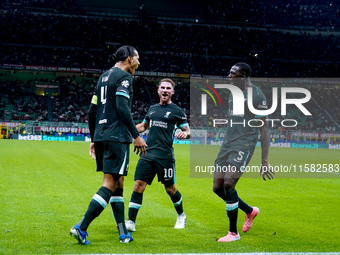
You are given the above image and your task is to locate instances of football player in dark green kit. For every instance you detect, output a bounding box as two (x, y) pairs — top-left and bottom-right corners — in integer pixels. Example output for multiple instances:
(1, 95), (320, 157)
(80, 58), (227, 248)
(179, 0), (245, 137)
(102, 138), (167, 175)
(70, 46), (147, 244)
(126, 78), (191, 232)
(213, 63), (274, 242)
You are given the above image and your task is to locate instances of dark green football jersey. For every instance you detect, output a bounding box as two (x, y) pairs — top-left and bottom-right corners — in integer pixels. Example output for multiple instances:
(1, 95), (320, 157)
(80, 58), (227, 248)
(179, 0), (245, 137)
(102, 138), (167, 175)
(93, 67), (134, 143)
(143, 103), (188, 159)
(221, 84), (268, 150)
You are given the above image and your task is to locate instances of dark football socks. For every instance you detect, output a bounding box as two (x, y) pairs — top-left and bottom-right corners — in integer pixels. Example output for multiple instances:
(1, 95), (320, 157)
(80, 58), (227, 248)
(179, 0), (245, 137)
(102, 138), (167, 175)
(225, 190), (239, 234)
(110, 188), (127, 235)
(128, 191), (143, 222)
(171, 190), (184, 215)
(238, 197), (253, 214)
(79, 186), (113, 231)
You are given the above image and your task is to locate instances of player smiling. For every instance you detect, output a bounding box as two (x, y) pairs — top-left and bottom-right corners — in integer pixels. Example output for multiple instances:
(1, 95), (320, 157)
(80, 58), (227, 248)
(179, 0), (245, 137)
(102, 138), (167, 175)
(126, 78), (191, 232)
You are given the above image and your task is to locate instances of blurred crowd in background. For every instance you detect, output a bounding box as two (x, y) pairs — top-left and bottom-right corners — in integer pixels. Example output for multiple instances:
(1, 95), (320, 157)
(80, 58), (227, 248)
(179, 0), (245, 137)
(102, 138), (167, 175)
(0, 0), (339, 134)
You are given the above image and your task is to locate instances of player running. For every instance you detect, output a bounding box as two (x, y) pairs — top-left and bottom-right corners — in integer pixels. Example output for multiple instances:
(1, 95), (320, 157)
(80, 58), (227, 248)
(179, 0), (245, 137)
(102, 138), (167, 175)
(70, 45), (146, 244)
(213, 63), (274, 242)
(125, 78), (191, 232)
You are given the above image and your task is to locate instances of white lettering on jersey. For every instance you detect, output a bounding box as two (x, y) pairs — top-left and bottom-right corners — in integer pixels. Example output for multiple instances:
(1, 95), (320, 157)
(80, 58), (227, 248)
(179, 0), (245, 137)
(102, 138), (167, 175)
(151, 121), (168, 129)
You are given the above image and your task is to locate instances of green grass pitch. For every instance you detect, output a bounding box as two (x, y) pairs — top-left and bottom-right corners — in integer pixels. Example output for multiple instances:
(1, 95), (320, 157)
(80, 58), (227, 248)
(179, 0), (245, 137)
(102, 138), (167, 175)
(0, 140), (339, 254)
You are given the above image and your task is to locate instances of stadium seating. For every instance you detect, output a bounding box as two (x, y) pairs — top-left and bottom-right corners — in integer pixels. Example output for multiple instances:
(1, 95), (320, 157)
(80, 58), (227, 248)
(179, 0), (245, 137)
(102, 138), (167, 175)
(204, 0), (339, 29)
(1, 8), (339, 76)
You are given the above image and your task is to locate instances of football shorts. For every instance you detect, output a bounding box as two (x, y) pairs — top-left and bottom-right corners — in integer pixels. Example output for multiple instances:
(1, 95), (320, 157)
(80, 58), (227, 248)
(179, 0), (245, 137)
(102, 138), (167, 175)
(214, 148), (253, 175)
(94, 141), (130, 176)
(134, 155), (176, 185)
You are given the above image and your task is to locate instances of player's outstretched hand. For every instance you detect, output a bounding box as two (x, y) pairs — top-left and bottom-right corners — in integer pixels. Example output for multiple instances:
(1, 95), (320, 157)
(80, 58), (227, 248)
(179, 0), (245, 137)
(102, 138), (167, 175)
(176, 131), (188, 140)
(260, 162), (275, 181)
(133, 136), (147, 156)
(89, 142), (96, 160)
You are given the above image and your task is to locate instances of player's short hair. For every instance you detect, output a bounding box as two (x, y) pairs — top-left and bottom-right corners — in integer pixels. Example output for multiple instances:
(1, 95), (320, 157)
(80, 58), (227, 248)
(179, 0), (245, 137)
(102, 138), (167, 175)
(234, 62), (252, 77)
(112, 45), (137, 62)
(158, 78), (176, 88)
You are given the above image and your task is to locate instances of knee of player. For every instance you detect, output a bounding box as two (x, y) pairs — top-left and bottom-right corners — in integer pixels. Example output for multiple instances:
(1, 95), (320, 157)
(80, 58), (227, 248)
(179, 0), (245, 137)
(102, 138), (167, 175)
(223, 180), (235, 192)
(133, 180), (147, 193)
(117, 176), (124, 188)
(213, 184), (223, 195)
(165, 185), (177, 196)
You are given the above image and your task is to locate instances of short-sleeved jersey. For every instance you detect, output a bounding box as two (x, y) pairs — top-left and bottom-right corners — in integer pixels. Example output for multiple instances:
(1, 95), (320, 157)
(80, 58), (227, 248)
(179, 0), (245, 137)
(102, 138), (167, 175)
(93, 67), (134, 143)
(221, 84), (268, 150)
(143, 103), (188, 159)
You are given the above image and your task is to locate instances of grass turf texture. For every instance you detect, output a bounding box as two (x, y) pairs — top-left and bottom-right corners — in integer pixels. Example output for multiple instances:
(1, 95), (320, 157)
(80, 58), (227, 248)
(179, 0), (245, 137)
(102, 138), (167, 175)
(0, 140), (339, 254)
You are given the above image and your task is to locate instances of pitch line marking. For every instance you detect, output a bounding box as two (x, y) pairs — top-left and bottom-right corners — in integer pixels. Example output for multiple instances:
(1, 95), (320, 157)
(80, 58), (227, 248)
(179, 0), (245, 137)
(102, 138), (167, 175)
(63, 252), (340, 255)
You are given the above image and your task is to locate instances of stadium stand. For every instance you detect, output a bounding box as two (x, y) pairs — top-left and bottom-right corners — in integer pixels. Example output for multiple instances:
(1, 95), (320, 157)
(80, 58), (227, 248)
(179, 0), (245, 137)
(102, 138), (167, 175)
(1, 8), (339, 76)
(204, 0), (339, 29)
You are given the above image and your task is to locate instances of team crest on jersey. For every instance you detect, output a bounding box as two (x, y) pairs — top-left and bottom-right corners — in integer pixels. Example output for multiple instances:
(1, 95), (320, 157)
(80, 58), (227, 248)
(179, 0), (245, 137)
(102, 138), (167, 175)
(121, 80), (130, 88)
(164, 111), (171, 118)
(258, 101), (268, 109)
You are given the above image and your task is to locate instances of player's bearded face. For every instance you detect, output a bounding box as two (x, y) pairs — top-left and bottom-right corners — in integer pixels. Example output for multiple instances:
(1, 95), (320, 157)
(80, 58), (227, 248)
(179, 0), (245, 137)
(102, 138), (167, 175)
(158, 82), (174, 103)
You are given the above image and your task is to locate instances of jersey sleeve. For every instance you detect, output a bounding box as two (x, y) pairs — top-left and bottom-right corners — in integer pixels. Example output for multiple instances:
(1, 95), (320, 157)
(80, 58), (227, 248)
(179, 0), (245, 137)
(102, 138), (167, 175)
(116, 96), (140, 139)
(88, 84), (98, 142)
(176, 108), (189, 129)
(116, 75), (133, 99)
(143, 107), (152, 124)
(89, 81), (98, 105)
